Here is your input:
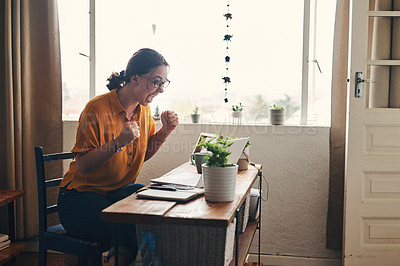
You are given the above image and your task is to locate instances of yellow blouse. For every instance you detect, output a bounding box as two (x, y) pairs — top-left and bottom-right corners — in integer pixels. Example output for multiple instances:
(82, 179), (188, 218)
(60, 89), (155, 195)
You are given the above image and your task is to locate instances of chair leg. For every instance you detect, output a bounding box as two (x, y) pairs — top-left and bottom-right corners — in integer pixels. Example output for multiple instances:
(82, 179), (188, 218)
(38, 246), (47, 266)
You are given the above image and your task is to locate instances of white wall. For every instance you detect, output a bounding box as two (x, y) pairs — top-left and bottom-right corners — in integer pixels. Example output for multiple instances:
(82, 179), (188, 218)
(63, 121), (341, 262)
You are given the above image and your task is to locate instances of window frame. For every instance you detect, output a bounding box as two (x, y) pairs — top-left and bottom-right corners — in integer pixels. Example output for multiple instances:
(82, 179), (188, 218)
(89, 0), (95, 99)
(84, 0), (319, 125)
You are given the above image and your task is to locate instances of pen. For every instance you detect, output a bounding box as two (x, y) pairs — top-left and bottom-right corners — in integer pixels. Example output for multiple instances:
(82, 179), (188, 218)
(149, 185), (177, 191)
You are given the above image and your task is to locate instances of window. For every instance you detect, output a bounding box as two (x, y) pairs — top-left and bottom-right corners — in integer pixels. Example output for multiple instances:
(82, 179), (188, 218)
(59, 0), (335, 125)
(58, 0), (89, 118)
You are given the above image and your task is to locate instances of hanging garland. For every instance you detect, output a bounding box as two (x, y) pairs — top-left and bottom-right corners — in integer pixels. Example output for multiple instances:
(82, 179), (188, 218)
(223, 0), (232, 103)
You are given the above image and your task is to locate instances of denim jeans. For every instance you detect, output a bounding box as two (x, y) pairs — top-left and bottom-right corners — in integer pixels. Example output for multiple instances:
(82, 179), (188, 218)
(57, 183), (145, 263)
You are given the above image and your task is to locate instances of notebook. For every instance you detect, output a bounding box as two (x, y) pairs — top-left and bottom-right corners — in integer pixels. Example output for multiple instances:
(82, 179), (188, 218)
(0, 234), (8, 243)
(136, 189), (200, 202)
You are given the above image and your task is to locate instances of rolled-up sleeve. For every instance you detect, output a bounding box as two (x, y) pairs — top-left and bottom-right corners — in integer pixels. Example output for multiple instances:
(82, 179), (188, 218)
(72, 105), (100, 154)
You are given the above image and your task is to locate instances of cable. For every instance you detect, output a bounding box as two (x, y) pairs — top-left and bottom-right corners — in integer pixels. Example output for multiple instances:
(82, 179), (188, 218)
(250, 162), (269, 202)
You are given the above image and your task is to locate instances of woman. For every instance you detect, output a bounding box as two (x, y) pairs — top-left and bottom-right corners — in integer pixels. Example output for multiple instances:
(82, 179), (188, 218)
(58, 48), (178, 265)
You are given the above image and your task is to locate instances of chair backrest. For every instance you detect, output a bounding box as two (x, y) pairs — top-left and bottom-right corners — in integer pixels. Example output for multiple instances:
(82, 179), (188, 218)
(34, 146), (74, 234)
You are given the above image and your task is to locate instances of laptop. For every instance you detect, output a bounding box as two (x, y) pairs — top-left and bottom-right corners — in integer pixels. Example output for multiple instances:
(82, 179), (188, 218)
(226, 137), (250, 164)
(190, 132), (218, 156)
(136, 189), (200, 202)
(150, 136), (249, 188)
(191, 133), (249, 165)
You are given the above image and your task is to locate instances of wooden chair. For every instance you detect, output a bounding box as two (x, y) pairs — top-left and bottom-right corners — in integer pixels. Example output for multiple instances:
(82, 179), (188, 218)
(34, 146), (109, 266)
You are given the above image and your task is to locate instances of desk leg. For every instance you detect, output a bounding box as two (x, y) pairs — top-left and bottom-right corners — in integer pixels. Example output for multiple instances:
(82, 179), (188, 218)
(8, 201), (15, 242)
(258, 170), (262, 266)
(235, 208), (240, 266)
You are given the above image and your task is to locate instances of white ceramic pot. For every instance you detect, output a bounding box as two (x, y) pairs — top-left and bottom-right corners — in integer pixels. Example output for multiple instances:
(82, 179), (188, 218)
(269, 109), (285, 125)
(191, 114), (200, 123)
(202, 164), (238, 202)
(231, 111), (243, 119)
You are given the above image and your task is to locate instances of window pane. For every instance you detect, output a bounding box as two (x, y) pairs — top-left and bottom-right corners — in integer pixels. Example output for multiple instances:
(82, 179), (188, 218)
(310, 0), (335, 126)
(95, 0), (304, 124)
(60, 0), (334, 124)
(59, 0), (89, 120)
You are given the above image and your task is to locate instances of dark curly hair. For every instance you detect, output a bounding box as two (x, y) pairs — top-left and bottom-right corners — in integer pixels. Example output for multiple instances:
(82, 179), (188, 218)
(106, 48), (169, 90)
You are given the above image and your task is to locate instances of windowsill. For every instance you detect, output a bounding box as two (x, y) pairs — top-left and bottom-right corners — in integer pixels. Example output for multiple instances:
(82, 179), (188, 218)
(154, 121), (330, 128)
(63, 119), (330, 129)
(62, 114), (80, 121)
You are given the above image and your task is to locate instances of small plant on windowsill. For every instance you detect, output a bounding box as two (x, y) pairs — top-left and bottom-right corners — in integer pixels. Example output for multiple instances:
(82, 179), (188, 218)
(269, 104), (284, 110)
(153, 105), (161, 121)
(269, 104), (285, 125)
(232, 103), (243, 112)
(195, 135), (238, 202)
(191, 106), (200, 123)
(231, 103), (244, 124)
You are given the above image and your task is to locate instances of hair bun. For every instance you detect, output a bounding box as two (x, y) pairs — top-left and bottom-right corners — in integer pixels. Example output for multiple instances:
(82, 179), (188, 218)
(106, 71), (127, 90)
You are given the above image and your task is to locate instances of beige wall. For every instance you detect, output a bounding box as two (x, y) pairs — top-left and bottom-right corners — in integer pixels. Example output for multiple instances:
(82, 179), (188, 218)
(63, 121), (341, 262)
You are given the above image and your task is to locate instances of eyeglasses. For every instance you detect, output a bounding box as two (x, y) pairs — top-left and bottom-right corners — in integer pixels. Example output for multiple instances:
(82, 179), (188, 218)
(152, 79), (170, 90)
(141, 76), (170, 90)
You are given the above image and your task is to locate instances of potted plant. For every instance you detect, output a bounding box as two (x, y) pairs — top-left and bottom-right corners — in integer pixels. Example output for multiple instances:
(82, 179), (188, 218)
(195, 135), (238, 202)
(191, 106), (200, 123)
(231, 103), (243, 117)
(231, 103), (243, 124)
(153, 105), (161, 121)
(269, 104), (285, 125)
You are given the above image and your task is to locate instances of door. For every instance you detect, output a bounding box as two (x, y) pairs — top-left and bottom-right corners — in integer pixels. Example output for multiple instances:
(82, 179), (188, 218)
(344, 0), (400, 265)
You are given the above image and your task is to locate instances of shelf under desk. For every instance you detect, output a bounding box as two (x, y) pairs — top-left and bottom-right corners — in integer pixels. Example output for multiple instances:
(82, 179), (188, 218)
(230, 219), (259, 266)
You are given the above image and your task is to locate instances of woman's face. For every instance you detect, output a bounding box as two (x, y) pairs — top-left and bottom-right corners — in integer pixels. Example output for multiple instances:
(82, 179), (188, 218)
(134, 65), (169, 106)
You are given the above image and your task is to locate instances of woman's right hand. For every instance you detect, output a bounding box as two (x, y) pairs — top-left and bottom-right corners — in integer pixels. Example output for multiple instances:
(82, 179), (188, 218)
(75, 121), (140, 174)
(115, 121), (140, 148)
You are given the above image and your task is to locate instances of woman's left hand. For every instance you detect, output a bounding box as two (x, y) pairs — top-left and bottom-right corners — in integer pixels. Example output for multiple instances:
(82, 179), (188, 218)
(161, 110), (179, 133)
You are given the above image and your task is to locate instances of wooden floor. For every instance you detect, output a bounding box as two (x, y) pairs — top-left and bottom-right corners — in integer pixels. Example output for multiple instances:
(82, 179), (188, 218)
(5, 251), (263, 266)
(5, 252), (64, 266)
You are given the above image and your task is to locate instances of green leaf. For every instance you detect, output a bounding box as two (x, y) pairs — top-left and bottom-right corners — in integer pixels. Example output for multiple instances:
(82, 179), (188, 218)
(194, 134), (234, 167)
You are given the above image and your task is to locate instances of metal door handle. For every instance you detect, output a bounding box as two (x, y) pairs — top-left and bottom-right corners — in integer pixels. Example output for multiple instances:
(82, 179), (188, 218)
(355, 72), (375, 98)
(357, 78), (375, 83)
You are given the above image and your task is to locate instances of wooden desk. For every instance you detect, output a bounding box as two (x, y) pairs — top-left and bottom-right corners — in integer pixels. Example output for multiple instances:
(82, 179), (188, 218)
(0, 190), (28, 265)
(102, 163), (262, 266)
